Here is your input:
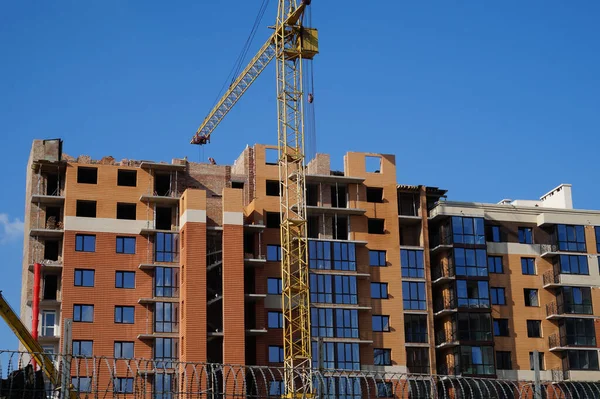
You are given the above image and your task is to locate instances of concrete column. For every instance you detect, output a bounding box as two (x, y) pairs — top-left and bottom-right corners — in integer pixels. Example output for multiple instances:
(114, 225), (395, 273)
(419, 186), (437, 375)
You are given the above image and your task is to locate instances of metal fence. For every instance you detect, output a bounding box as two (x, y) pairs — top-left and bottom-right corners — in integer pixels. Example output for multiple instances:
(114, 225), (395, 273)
(1, 350), (600, 399)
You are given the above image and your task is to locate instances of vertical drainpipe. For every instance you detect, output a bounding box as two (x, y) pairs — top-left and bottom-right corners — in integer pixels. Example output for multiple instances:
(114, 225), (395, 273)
(32, 262), (41, 368)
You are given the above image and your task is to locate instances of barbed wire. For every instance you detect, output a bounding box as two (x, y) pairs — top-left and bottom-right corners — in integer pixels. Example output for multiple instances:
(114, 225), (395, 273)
(0, 350), (599, 398)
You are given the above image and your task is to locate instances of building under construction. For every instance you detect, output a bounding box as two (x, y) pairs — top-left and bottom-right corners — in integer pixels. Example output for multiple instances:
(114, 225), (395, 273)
(20, 138), (600, 391)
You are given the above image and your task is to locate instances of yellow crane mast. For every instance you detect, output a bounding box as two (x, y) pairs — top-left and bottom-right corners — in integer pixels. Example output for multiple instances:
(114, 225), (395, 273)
(190, 1), (318, 397)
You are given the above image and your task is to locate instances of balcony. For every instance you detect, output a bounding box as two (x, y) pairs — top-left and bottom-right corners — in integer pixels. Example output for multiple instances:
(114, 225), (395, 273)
(433, 297), (457, 317)
(546, 302), (595, 320)
(29, 261), (63, 273)
(430, 235), (453, 254)
(432, 262), (455, 285)
(31, 193), (65, 206)
(305, 205), (366, 216)
(542, 270), (590, 289)
(244, 253), (266, 267)
(245, 293), (267, 302)
(140, 191), (181, 205)
(540, 243), (587, 258)
(548, 333), (597, 351)
(30, 218), (64, 238)
(435, 330), (459, 349)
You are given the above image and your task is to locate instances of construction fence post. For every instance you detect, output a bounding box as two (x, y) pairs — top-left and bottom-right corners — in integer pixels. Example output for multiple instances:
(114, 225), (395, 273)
(533, 350), (542, 399)
(60, 318), (72, 399)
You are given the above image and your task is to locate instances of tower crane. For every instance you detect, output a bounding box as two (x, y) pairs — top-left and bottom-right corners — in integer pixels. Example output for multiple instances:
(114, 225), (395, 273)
(190, 1), (318, 397)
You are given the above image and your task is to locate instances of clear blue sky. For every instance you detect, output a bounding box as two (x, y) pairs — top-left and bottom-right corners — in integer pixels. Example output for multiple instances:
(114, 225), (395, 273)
(0, 1), (598, 350)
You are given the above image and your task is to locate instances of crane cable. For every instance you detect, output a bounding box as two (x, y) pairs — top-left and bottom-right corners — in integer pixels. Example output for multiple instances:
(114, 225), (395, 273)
(210, 0), (270, 110)
(303, 6), (317, 161)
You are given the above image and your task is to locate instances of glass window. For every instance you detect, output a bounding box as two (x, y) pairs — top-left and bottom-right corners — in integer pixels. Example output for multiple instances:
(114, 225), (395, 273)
(114, 378), (134, 394)
(486, 225), (501, 242)
(155, 267), (177, 297)
(72, 340), (93, 357)
(335, 309), (359, 338)
(154, 374), (174, 399)
(521, 258), (536, 275)
(114, 341), (134, 358)
(268, 346), (284, 363)
(116, 236), (136, 254)
(116, 271), (135, 289)
(490, 287), (506, 305)
(488, 256), (503, 273)
(404, 314), (428, 343)
(451, 216), (485, 245)
(319, 377), (361, 399)
(74, 269), (94, 287)
(335, 343), (360, 370)
(560, 286), (593, 314)
(309, 241), (356, 271)
(268, 381), (285, 397)
(267, 278), (282, 294)
(154, 338), (177, 369)
(42, 311), (56, 336)
(493, 319), (509, 336)
(457, 313), (492, 342)
(334, 276), (358, 304)
(376, 382), (393, 398)
(596, 227), (600, 253)
(558, 255), (589, 275)
(267, 245), (282, 261)
(73, 305), (94, 323)
(566, 350), (599, 371)
(155, 233), (178, 262)
(518, 227), (533, 244)
(401, 249), (424, 278)
(372, 315), (390, 332)
(268, 311), (283, 329)
(369, 250), (386, 267)
(402, 281), (426, 310)
(527, 320), (541, 338)
(529, 352), (545, 370)
(75, 234), (96, 252)
(524, 289), (539, 307)
(456, 280), (490, 309)
(312, 274), (334, 304)
(310, 275), (358, 304)
(556, 225), (586, 252)
(155, 302), (178, 332)
(311, 308), (359, 338)
(374, 348), (391, 366)
(454, 248), (488, 277)
(561, 318), (596, 346)
(115, 306), (135, 324)
(311, 308), (334, 337)
(312, 341), (335, 369)
(71, 377), (91, 393)
(496, 351), (512, 370)
(406, 348), (429, 374)
(371, 282), (388, 299)
(458, 346), (495, 375)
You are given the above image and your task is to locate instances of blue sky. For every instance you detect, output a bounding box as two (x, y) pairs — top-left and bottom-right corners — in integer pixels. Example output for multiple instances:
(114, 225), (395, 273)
(0, 1), (598, 350)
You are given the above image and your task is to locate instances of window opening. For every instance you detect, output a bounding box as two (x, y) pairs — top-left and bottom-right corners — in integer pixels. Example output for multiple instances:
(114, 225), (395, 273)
(366, 187), (384, 203)
(77, 167), (97, 184)
(76, 200), (96, 218)
(117, 170), (137, 187)
(155, 173), (171, 196)
(365, 156), (381, 173)
(117, 203), (136, 220)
